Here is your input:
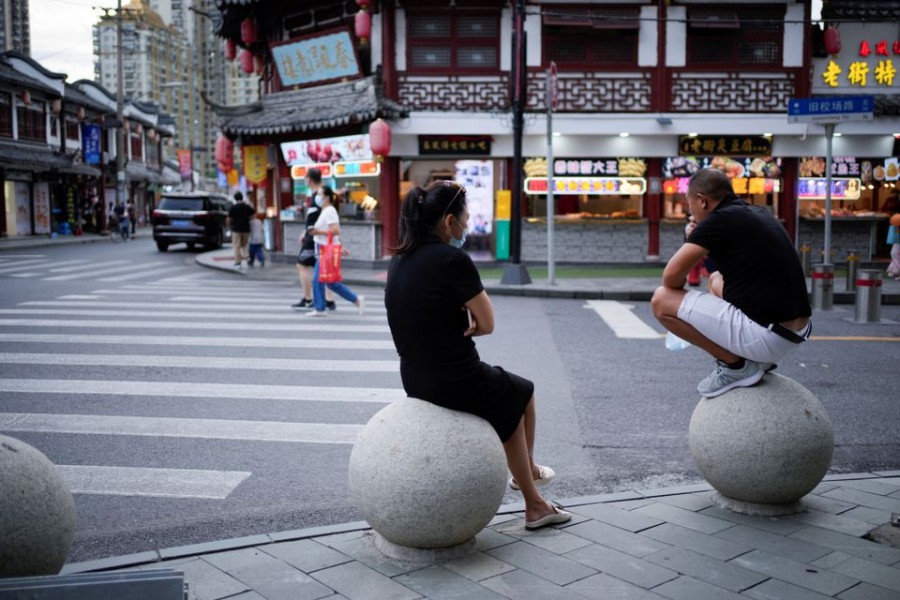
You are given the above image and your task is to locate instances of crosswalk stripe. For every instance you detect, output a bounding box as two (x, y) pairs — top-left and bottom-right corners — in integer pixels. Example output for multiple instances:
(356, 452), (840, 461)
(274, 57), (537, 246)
(0, 352), (398, 372)
(57, 465), (252, 499)
(98, 265), (190, 282)
(0, 332), (396, 350)
(0, 412), (364, 444)
(157, 272), (214, 282)
(583, 300), (661, 339)
(43, 261), (142, 281)
(0, 318), (391, 333)
(0, 254), (43, 259)
(0, 379), (404, 403)
(0, 302), (384, 323)
(170, 296), (386, 309)
(46, 259), (130, 274)
(0, 259), (74, 274)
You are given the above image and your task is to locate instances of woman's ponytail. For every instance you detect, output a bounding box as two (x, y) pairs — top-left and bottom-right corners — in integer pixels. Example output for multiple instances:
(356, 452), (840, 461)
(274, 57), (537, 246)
(391, 186), (427, 255)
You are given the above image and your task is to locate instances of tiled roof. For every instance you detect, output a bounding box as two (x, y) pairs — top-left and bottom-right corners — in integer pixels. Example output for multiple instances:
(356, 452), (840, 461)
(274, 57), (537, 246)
(0, 141), (100, 176)
(822, 0), (900, 20)
(875, 95), (900, 116)
(0, 61), (60, 97)
(64, 84), (108, 114)
(216, 76), (407, 137)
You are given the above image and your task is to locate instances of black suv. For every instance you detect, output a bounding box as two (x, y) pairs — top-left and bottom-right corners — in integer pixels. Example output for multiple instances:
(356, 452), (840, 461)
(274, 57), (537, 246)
(151, 192), (232, 252)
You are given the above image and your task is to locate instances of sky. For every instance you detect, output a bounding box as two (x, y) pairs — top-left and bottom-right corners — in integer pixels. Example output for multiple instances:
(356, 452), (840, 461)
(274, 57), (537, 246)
(29, 0), (826, 85)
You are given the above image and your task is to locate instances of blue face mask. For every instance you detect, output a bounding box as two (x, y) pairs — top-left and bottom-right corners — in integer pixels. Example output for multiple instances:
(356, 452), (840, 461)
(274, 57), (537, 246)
(314, 193), (324, 208)
(449, 218), (467, 249)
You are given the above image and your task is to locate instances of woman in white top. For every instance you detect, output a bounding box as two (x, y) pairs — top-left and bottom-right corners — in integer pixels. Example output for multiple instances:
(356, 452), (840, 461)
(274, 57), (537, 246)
(306, 186), (365, 317)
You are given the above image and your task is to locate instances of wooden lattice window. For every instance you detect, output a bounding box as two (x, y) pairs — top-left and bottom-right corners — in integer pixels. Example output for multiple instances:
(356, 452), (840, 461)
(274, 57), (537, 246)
(65, 117), (80, 142)
(16, 98), (46, 141)
(406, 10), (500, 73)
(0, 93), (11, 138)
(130, 130), (143, 160)
(688, 6), (784, 68)
(542, 6), (640, 68)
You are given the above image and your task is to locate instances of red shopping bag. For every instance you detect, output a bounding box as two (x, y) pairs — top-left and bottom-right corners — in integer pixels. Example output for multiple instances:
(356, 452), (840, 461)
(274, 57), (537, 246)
(319, 231), (343, 283)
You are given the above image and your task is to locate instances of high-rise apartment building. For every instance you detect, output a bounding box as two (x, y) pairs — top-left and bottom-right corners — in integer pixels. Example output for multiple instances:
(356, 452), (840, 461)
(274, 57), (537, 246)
(0, 0), (30, 54)
(225, 60), (259, 107)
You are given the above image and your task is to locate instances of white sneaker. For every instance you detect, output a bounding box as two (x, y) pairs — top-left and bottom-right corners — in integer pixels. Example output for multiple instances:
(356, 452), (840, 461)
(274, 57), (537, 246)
(356, 295), (366, 316)
(697, 359), (764, 398)
(305, 310), (327, 318)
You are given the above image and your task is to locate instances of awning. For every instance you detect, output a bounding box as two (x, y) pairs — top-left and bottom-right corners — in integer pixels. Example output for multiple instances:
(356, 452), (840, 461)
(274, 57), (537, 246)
(214, 76), (407, 137)
(126, 162), (163, 184)
(0, 141), (100, 177)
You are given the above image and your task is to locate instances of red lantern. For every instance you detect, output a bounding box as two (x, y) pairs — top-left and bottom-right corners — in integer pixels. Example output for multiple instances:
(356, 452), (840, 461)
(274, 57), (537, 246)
(240, 18), (256, 45)
(369, 118), (391, 162)
(76, 105), (86, 121)
(225, 38), (237, 61)
(355, 10), (371, 46)
(136, 123), (143, 134)
(241, 49), (254, 74)
(19, 90), (31, 106)
(824, 26), (841, 55)
(215, 135), (234, 172)
(254, 54), (264, 75)
(356, 0), (372, 8)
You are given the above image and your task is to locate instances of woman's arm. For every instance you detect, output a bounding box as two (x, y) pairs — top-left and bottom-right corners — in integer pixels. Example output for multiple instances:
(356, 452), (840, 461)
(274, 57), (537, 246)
(464, 290), (494, 336)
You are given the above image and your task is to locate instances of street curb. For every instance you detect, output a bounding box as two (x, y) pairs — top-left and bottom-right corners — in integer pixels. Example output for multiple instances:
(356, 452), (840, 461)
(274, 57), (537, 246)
(61, 470), (892, 575)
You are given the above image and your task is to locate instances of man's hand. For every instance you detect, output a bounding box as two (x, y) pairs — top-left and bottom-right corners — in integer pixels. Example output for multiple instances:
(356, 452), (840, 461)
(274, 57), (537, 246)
(685, 216), (697, 238)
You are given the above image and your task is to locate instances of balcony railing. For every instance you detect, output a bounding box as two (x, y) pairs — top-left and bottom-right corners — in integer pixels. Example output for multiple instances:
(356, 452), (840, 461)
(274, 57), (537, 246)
(397, 69), (798, 114)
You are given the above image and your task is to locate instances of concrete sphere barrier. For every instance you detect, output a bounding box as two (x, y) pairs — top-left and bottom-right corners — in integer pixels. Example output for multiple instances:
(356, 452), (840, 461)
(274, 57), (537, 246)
(0, 435), (75, 576)
(689, 374), (834, 515)
(349, 397), (507, 559)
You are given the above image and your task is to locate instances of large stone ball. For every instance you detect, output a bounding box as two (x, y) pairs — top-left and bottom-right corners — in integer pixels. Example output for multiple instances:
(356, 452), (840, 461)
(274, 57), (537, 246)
(349, 397), (507, 550)
(0, 435), (75, 576)
(689, 374), (834, 511)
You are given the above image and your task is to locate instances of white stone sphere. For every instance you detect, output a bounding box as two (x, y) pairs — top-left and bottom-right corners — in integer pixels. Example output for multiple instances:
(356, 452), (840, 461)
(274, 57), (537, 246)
(0, 435), (75, 576)
(689, 374), (834, 510)
(349, 397), (508, 549)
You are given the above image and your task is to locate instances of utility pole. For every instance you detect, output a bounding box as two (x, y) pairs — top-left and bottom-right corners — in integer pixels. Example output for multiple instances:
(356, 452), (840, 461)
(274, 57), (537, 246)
(115, 0), (126, 210)
(501, 0), (531, 285)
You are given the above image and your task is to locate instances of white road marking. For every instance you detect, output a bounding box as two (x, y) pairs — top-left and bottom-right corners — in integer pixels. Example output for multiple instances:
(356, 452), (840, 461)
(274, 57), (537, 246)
(0, 412), (363, 444)
(0, 332), (396, 350)
(46, 260), (129, 273)
(0, 379), (404, 403)
(158, 272), (215, 282)
(57, 465), (251, 499)
(0, 318), (390, 333)
(57, 295), (101, 300)
(0, 259), (71, 275)
(43, 261), (151, 281)
(0, 254), (44, 259)
(9, 305), (385, 319)
(583, 300), (661, 339)
(98, 265), (190, 282)
(10, 273), (38, 277)
(0, 352), (398, 372)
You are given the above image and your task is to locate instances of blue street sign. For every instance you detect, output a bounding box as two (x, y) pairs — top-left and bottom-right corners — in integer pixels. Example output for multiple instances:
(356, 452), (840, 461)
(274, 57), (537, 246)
(787, 96), (874, 124)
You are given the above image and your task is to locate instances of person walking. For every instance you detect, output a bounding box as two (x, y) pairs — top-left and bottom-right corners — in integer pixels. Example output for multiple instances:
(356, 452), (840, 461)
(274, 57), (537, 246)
(228, 191), (255, 268)
(126, 200), (137, 236)
(292, 168), (335, 311)
(651, 169), (811, 398)
(305, 186), (365, 317)
(113, 201), (129, 241)
(383, 180), (571, 530)
(248, 215), (265, 267)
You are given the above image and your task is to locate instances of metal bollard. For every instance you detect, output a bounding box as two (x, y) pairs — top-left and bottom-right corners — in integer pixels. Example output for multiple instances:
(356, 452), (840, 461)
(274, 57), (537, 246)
(845, 250), (860, 292)
(799, 243), (811, 277)
(854, 270), (882, 323)
(811, 264), (834, 311)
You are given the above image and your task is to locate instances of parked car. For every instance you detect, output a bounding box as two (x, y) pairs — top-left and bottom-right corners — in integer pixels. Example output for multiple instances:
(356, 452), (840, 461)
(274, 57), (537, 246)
(151, 192), (232, 252)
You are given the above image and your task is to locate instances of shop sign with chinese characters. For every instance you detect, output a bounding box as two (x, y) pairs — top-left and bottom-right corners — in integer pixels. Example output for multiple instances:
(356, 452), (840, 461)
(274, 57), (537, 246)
(243, 145), (268, 186)
(678, 136), (772, 157)
(664, 155), (782, 196)
(418, 136), (491, 156)
(813, 23), (897, 94)
(271, 29), (360, 87)
(522, 157), (647, 178)
(524, 177), (646, 196)
(800, 156), (900, 183)
(280, 134), (371, 166)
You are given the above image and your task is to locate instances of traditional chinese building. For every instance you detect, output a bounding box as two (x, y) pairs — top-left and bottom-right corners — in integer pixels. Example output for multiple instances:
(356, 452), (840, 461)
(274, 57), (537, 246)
(212, 0), (900, 264)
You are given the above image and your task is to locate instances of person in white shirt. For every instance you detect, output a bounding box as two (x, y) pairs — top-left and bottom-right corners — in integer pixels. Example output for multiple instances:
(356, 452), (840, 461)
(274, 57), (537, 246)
(248, 216), (265, 267)
(305, 186), (365, 317)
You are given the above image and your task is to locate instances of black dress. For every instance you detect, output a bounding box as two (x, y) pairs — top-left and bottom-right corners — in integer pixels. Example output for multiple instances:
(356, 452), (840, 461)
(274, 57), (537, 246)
(385, 236), (533, 442)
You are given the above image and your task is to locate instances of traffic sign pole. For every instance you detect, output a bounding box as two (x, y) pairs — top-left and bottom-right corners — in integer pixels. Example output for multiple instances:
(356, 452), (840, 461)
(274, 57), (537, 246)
(824, 123), (834, 272)
(546, 62), (557, 286)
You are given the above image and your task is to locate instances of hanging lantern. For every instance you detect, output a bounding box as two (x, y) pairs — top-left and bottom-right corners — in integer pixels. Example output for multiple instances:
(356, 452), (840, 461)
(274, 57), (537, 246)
(356, 0), (371, 7)
(369, 118), (391, 162)
(254, 54), (264, 75)
(225, 38), (237, 61)
(355, 9), (371, 46)
(124, 118), (130, 132)
(240, 49), (254, 74)
(240, 18), (256, 45)
(215, 135), (235, 173)
(824, 26), (841, 55)
(50, 99), (62, 114)
(136, 123), (143, 134)
(19, 90), (31, 106)
(76, 105), (86, 120)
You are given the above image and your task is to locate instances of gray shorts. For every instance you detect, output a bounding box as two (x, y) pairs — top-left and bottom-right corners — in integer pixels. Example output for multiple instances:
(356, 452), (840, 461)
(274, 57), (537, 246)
(677, 290), (810, 363)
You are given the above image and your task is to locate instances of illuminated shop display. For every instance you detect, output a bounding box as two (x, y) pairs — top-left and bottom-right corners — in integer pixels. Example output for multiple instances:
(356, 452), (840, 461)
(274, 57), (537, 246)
(797, 178), (862, 201)
(524, 177), (646, 195)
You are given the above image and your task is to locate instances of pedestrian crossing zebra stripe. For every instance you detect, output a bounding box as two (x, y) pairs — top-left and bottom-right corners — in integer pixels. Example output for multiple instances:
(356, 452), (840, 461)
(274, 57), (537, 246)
(0, 319), (391, 333)
(98, 265), (189, 282)
(46, 259), (130, 274)
(0, 412), (364, 444)
(42, 261), (153, 281)
(0, 259), (82, 274)
(583, 300), (661, 339)
(0, 333), (396, 350)
(0, 308), (387, 321)
(57, 465), (252, 499)
(0, 353), (399, 372)
(0, 379), (404, 403)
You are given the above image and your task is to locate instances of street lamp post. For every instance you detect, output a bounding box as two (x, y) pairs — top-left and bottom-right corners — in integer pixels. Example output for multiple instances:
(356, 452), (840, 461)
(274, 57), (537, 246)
(115, 0), (126, 210)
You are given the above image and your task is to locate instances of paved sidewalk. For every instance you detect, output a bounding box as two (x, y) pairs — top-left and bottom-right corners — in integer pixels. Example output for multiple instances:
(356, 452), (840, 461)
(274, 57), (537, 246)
(62, 472), (900, 600)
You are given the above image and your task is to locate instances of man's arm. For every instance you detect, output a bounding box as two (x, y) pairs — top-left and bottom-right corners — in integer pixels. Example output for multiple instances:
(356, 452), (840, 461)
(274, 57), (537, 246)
(662, 242), (708, 289)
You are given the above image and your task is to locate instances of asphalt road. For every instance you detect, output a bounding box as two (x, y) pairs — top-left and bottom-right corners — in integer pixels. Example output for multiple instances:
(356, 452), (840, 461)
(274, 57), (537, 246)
(0, 237), (898, 563)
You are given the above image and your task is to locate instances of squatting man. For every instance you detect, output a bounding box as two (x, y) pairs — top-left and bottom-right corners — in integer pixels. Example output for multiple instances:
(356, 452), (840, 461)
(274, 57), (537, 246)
(651, 168), (812, 398)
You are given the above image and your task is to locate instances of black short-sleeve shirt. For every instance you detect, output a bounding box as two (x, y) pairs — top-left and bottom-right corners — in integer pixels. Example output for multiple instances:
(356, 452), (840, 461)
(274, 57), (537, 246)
(228, 202), (255, 233)
(688, 196), (811, 326)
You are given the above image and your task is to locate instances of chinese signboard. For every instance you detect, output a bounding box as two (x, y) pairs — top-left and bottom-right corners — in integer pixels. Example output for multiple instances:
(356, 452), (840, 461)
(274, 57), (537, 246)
(243, 145), (268, 186)
(419, 136), (492, 156)
(271, 30), (360, 87)
(280, 134), (371, 166)
(333, 160), (380, 177)
(788, 96), (874, 124)
(678, 136), (773, 157)
(524, 177), (646, 196)
(523, 157), (647, 178)
(801, 156), (900, 182)
(813, 23), (898, 94)
(81, 124), (101, 165)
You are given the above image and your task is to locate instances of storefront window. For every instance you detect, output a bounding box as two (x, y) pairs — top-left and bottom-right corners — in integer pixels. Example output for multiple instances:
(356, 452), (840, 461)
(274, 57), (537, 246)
(688, 6), (784, 68)
(663, 156), (783, 218)
(130, 131), (143, 160)
(65, 117), (80, 143)
(406, 10), (500, 72)
(16, 99), (46, 142)
(0, 92), (11, 138)
(542, 6), (639, 68)
(799, 156), (899, 218)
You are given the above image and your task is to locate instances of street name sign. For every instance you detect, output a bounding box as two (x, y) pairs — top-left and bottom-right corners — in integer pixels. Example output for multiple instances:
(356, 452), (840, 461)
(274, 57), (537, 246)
(788, 96), (874, 124)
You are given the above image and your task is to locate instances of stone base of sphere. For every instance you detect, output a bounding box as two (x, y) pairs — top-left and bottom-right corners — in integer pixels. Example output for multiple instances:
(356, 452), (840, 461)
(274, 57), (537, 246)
(0, 435), (75, 576)
(374, 533), (477, 565)
(349, 397), (507, 551)
(689, 374), (834, 511)
(710, 491), (806, 517)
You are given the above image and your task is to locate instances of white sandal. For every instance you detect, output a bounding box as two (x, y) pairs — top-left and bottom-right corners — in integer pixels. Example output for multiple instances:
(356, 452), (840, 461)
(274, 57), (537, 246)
(509, 464), (556, 491)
